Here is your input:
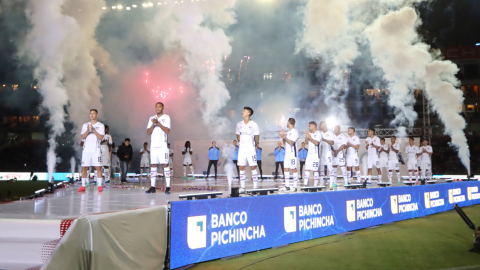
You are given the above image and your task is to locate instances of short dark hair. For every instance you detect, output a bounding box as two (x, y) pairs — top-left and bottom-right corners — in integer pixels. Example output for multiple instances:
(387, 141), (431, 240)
(144, 142), (148, 144)
(90, 109), (98, 114)
(368, 128), (375, 133)
(348, 127), (355, 132)
(391, 135), (396, 139)
(212, 141), (216, 144)
(125, 138), (130, 142)
(380, 138), (385, 141)
(105, 125), (109, 129)
(409, 137), (414, 141)
(309, 121), (317, 127)
(244, 106), (254, 117)
(288, 118), (296, 126)
(233, 140), (237, 142)
(156, 102), (164, 107)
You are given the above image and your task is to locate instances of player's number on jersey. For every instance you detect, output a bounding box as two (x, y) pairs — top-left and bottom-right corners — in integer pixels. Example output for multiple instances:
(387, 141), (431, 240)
(165, 153), (168, 160)
(313, 162), (319, 168)
(339, 158), (345, 163)
(252, 155), (257, 162)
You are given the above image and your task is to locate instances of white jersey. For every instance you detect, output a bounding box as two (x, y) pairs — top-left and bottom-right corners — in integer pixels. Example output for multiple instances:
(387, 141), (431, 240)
(285, 128), (299, 157)
(183, 147), (192, 159)
(147, 114), (170, 148)
(333, 133), (348, 151)
(307, 131), (321, 158)
(419, 145), (433, 162)
(379, 144), (389, 160)
(346, 135), (360, 157)
(388, 143), (400, 160)
(236, 120), (260, 150)
(405, 145), (420, 160)
(100, 134), (112, 153)
(321, 130), (335, 156)
(366, 136), (381, 156)
(81, 122), (105, 154)
(140, 148), (150, 160)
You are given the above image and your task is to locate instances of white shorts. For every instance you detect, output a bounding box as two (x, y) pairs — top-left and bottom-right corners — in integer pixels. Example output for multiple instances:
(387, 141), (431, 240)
(332, 151), (346, 167)
(320, 151), (333, 166)
(367, 154), (379, 169)
(183, 157), (192, 165)
(305, 156), (320, 171)
(346, 155), (359, 167)
(82, 152), (102, 167)
(407, 159), (418, 171)
(420, 160), (431, 172)
(379, 158), (389, 168)
(151, 147), (169, 165)
(388, 160), (400, 171)
(237, 148), (257, 167)
(140, 158), (150, 168)
(169, 158), (173, 168)
(284, 155), (297, 170)
(101, 153), (110, 167)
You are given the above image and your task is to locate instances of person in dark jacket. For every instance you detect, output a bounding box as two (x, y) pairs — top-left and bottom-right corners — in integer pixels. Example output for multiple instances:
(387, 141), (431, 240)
(298, 142), (308, 180)
(256, 143), (263, 180)
(206, 141), (221, 180)
(274, 141), (285, 180)
(117, 138), (133, 183)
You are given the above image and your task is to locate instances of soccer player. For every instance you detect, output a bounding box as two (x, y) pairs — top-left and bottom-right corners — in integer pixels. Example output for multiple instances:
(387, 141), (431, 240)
(100, 125), (112, 184)
(232, 140), (240, 178)
(139, 142), (150, 184)
(145, 102), (171, 194)
(345, 127), (361, 184)
(256, 143), (263, 180)
(319, 121), (335, 189)
(182, 141), (195, 179)
(332, 125), (348, 187)
(365, 128), (382, 184)
(298, 142), (308, 180)
(236, 107), (260, 192)
(378, 138), (389, 183)
(279, 118), (299, 191)
(419, 139), (433, 181)
(274, 142), (285, 180)
(78, 109), (105, 192)
(388, 136), (401, 184)
(405, 137), (420, 183)
(303, 121), (321, 187)
(206, 141), (221, 180)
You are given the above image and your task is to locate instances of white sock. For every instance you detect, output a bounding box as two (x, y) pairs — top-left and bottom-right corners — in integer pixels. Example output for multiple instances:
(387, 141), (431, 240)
(409, 172), (412, 181)
(104, 168), (110, 181)
(341, 167), (347, 184)
(190, 166), (194, 175)
(183, 166), (187, 177)
(252, 169), (258, 189)
(333, 170), (338, 184)
(240, 170), (246, 188)
(293, 172), (298, 188)
(284, 171), (290, 187)
(94, 171), (97, 181)
(313, 171), (319, 186)
(356, 171), (361, 183)
(378, 172), (382, 182)
(396, 172), (401, 181)
(330, 171), (335, 185)
(164, 167), (171, 187)
(81, 177), (86, 187)
(304, 171), (311, 186)
(97, 177), (103, 186)
(368, 175), (372, 182)
(150, 167), (157, 187)
(415, 172), (419, 181)
(388, 171), (393, 182)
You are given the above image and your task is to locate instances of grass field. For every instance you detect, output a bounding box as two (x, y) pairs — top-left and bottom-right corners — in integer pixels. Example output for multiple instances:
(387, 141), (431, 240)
(192, 205), (480, 270)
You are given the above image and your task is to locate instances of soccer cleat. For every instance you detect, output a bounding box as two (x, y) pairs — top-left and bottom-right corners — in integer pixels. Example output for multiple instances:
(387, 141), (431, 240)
(98, 186), (103, 192)
(290, 187), (298, 192)
(183, 176), (187, 179)
(279, 186), (290, 192)
(239, 188), (245, 194)
(77, 186), (86, 192)
(332, 183), (337, 191)
(145, 187), (156, 194)
(105, 180), (110, 184)
(165, 187), (171, 194)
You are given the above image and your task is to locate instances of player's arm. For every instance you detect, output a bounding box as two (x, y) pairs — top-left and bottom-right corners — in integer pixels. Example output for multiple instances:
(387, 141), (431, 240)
(81, 125), (89, 140)
(305, 131), (320, 145)
(236, 134), (240, 144)
(322, 136), (334, 145)
(348, 139), (360, 150)
(426, 147), (433, 156)
(92, 126), (104, 140)
(391, 144), (399, 154)
(147, 118), (155, 135)
(190, 148), (193, 155)
(254, 135), (259, 147)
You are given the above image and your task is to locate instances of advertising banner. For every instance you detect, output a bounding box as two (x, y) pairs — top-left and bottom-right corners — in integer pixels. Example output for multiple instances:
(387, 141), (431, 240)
(170, 181), (480, 269)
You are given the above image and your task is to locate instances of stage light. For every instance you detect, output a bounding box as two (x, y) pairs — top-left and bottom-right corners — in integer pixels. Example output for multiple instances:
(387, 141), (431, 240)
(476, 43), (480, 46)
(148, 2), (154, 6)
(132, 4), (137, 7)
(117, 5), (123, 9)
(126, 7), (131, 10)
(326, 116), (337, 128)
(112, 6), (117, 9)
(158, 2), (162, 4)
(142, 3), (148, 7)
(102, 7), (107, 9)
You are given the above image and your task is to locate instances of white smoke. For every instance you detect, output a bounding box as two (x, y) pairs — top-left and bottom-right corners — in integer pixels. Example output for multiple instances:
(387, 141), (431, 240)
(70, 156), (76, 176)
(365, 7), (470, 173)
(149, 0), (237, 137)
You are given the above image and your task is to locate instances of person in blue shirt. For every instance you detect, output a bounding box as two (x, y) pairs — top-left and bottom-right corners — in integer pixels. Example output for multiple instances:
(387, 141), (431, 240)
(206, 141), (221, 180)
(298, 142), (308, 180)
(256, 143), (263, 180)
(231, 140), (240, 178)
(274, 141), (285, 180)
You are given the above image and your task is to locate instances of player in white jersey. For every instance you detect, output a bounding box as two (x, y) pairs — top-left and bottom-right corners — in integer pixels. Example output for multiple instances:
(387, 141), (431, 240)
(365, 128), (382, 184)
(145, 102), (171, 194)
(303, 121), (321, 187)
(419, 139), (433, 181)
(405, 137), (420, 183)
(378, 138), (389, 183)
(78, 109), (105, 193)
(387, 136), (401, 184)
(332, 125), (348, 188)
(345, 127), (361, 184)
(279, 118), (299, 192)
(319, 121), (335, 189)
(182, 141), (195, 179)
(100, 125), (112, 184)
(236, 107), (260, 192)
(139, 142), (150, 185)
